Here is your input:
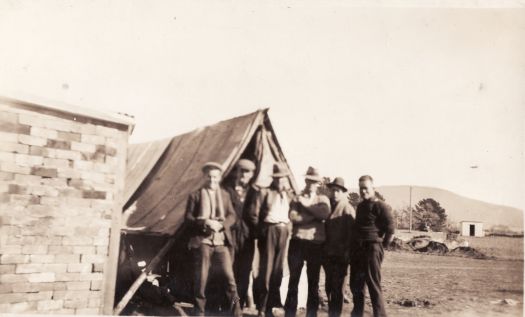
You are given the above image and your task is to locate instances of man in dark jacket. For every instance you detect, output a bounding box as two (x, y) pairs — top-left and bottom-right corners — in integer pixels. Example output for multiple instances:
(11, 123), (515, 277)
(349, 175), (395, 317)
(248, 163), (293, 317)
(184, 162), (242, 317)
(224, 159), (259, 308)
(323, 177), (355, 317)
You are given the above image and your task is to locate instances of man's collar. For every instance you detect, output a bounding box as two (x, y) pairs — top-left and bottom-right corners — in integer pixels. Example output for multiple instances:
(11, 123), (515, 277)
(302, 191), (317, 198)
(272, 188), (287, 195)
(234, 179), (249, 188)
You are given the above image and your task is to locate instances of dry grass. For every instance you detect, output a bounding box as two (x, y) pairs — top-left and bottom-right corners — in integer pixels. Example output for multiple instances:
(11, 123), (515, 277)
(462, 236), (523, 260)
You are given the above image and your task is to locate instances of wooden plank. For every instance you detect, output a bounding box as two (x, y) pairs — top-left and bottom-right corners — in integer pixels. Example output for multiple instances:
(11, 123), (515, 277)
(113, 236), (178, 315)
(102, 139), (128, 315)
(174, 303), (189, 316)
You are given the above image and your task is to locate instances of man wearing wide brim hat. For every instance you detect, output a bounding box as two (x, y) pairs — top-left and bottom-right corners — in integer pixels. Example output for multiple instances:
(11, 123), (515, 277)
(326, 177), (348, 192)
(248, 162), (292, 317)
(285, 167), (331, 317)
(303, 166), (323, 183)
(271, 163), (290, 178)
(323, 177), (355, 317)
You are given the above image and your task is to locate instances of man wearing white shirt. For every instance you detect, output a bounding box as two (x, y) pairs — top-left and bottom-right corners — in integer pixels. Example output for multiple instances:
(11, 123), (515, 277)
(248, 163), (293, 317)
(284, 167), (331, 317)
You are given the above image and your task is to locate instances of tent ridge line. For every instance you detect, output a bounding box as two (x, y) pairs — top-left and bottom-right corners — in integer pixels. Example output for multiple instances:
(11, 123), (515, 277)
(221, 109), (267, 177)
(161, 109), (264, 143)
(141, 113), (256, 233)
(263, 113), (299, 193)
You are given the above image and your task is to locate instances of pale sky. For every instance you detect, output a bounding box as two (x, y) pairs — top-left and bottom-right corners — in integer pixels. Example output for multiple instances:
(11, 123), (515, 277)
(1, 1), (523, 210)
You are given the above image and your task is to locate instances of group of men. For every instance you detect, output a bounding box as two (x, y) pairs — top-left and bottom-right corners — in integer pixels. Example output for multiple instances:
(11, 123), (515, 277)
(183, 159), (395, 317)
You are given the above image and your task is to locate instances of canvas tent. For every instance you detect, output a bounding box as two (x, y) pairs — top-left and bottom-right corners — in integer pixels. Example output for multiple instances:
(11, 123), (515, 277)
(115, 109), (298, 314)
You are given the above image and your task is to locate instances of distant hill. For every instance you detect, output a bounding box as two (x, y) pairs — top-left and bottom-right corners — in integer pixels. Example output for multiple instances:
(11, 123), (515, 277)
(370, 185), (524, 231)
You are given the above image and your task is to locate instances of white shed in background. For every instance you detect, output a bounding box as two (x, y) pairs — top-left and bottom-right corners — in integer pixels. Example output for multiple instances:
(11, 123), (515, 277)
(460, 221), (484, 237)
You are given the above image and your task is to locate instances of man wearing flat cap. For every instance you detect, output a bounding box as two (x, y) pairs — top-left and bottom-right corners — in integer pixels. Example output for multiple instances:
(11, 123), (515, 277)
(323, 177), (355, 317)
(248, 162), (293, 317)
(184, 162), (242, 317)
(284, 167), (331, 317)
(225, 158), (259, 309)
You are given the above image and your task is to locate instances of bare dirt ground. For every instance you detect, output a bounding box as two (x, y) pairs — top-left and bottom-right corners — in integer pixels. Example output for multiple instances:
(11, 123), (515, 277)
(321, 237), (524, 317)
(159, 237), (524, 317)
(241, 250), (523, 317)
(378, 252), (523, 317)
(245, 238), (524, 317)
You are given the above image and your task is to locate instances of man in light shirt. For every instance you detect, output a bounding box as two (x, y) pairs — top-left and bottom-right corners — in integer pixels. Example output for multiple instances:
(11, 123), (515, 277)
(248, 162), (293, 317)
(284, 167), (331, 317)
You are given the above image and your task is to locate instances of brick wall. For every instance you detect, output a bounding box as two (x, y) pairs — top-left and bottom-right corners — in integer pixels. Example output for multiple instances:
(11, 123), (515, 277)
(0, 98), (132, 314)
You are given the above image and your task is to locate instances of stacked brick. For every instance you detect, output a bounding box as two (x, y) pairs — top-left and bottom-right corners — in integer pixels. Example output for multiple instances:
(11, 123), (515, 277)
(0, 98), (132, 315)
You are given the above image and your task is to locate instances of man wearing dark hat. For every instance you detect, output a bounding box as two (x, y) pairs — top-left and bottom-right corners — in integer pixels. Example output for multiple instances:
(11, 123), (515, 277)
(284, 167), (331, 317)
(248, 162), (293, 317)
(225, 158), (259, 309)
(349, 175), (394, 317)
(323, 177), (355, 317)
(184, 162), (242, 317)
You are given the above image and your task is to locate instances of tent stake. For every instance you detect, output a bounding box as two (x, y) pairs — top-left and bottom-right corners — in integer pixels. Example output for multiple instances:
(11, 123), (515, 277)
(113, 237), (178, 315)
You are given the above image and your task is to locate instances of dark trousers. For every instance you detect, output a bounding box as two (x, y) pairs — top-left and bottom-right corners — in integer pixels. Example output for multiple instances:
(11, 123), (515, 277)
(207, 237), (255, 313)
(233, 237), (256, 308)
(350, 242), (387, 317)
(255, 223), (289, 315)
(323, 256), (348, 317)
(284, 239), (323, 317)
(192, 244), (239, 316)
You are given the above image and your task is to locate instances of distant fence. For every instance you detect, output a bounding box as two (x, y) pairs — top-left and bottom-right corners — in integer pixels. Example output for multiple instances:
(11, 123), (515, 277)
(394, 230), (447, 242)
(485, 232), (524, 238)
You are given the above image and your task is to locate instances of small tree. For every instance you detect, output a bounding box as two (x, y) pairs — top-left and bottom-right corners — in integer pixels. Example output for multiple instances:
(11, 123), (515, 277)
(413, 198), (447, 231)
(393, 206), (411, 229)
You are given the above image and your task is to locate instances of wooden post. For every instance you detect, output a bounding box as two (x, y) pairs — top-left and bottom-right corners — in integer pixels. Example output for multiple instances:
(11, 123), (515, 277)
(409, 186), (413, 232)
(113, 237), (178, 315)
(103, 136), (129, 315)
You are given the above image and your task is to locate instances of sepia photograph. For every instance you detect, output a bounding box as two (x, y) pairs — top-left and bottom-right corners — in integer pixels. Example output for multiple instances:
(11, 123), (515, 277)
(0, 1), (523, 317)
